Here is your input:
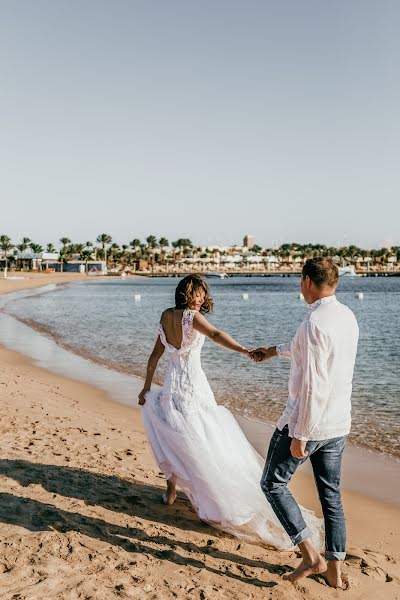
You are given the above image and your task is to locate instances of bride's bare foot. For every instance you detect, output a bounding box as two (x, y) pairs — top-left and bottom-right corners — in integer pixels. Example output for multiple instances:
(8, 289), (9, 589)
(162, 480), (176, 506)
(320, 561), (344, 588)
(283, 556), (327, 583)
(283, 539), (327, 583)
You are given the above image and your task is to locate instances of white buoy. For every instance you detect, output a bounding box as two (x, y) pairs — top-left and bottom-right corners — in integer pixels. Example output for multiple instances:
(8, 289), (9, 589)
(134, 294), (141, 301)
(299, 293), (304, 301)
(356, 292), (364, 299)
(242, 293), (249, 300)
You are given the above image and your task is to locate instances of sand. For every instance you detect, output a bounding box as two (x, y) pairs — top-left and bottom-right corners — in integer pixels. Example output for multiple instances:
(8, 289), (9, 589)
(0, 273), (399, 599)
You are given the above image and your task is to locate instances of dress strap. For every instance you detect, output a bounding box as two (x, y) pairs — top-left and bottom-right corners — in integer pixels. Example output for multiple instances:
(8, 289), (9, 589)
(157, 323), (176, 353)
(157, 322), (167, 345)
(182, 309), (196, 345)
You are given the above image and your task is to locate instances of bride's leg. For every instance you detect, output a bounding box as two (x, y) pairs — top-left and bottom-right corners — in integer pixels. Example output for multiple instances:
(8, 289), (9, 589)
(164, 477), (176, 505)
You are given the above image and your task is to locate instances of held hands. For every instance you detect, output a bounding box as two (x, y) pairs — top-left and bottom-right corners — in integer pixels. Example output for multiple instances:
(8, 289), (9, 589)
(248, 346), (277, 362)
(240, 347), (251, 356)
(238, 345), (276, 361)
(138, 388), (149, 405)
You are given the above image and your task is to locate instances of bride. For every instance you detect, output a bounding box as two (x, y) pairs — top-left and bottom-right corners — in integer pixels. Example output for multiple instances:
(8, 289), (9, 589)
(139, 274), (322, 550)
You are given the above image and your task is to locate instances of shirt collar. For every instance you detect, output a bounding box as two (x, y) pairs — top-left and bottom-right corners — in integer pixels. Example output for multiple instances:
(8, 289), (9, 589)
(308, 294), (337, 312)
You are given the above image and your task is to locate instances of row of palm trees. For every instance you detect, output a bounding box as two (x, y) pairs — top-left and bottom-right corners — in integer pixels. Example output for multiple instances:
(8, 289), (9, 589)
(1, 234), (399, 270)
(266, 243), (400, 263)
(0, 234), (195, 270)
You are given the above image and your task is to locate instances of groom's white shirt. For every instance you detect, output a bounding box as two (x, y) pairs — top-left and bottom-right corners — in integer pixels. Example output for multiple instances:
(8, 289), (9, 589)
(276, 295), (359, 442)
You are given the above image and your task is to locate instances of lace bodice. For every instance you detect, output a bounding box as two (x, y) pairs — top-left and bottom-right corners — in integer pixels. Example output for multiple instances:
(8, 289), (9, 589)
(155, 309), (215, 416)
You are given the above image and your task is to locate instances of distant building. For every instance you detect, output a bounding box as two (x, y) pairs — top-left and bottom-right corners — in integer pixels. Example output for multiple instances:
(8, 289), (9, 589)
(15, 252), (106, 273)
(243, 234), (255, 249)
(17, 251), (59, 261)
(43, 261), (106, 273)
(16, 251), (59, 271)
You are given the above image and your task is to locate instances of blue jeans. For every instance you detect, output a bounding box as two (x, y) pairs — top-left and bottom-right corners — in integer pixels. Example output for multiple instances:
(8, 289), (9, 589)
(260, 425), (347, 561)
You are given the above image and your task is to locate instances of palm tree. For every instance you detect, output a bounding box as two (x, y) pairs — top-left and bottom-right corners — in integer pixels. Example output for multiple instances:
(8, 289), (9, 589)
(71, 243), (84, 256)
(60, 237), (71, 251)
(59, 249), (67, 272)
(118, 244), (129, 268)
(46, 243), (56, 253)
(0, 235), (14, 275)
(58, 238), (71, 272)
(96, 233), (112, 268)
(374, 247), (389, 270)
(146, 235), (158, 249)
(17, 237), (31, 254)
(171, 240), (180, 262)
(176, 238), (193, 249)
(30, 244), (44, 254)
(146, 235), (159, 268)
(59, 238), (72, 271)
(109, 243), (120, 267)
(171, 239), (193, 262)
(159, 237), (169, 264)
(128, 239), (141, 262)
(85, 240), (95, 260)
(80, 249), (94, 273)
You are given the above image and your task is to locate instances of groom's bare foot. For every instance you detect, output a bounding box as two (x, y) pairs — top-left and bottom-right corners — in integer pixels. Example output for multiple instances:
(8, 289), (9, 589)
(283, 539), (326, 583)
(283, 556), (327, 583)
(320, 561), (344, 588)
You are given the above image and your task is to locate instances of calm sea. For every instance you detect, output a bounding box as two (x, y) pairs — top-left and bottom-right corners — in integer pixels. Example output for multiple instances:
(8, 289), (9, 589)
(5, 276), (400, 458)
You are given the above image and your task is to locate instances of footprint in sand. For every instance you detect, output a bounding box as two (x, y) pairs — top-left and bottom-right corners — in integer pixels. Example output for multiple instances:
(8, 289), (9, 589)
(361, 564), (390, 582)
(347, 547), (399, 585)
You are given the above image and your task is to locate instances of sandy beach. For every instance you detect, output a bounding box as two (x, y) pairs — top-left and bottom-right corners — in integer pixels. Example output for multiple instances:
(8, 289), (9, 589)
(0, 274), (399, 599)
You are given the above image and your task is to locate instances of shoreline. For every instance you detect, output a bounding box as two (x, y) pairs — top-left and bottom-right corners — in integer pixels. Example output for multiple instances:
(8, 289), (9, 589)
(0, 274), (399, 598)
(7, 306), (400, 460)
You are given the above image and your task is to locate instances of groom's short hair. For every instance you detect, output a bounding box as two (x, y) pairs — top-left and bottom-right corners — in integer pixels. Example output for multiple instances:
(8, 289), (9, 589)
(302, 257), (339, 288)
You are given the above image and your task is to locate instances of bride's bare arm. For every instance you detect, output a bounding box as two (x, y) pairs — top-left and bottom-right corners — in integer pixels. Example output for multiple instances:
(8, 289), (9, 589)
(138, 336), (165, 405)
(193, 312), (249, 355)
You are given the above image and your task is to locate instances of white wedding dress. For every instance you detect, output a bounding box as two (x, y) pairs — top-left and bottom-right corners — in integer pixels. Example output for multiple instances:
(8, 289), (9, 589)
(141, 309), (323, 550)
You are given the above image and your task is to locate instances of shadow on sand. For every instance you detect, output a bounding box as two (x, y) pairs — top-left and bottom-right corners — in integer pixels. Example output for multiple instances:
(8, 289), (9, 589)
(0, 459), (287, 587)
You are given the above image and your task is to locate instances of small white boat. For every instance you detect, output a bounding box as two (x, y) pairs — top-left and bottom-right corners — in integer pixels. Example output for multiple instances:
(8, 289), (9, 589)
(339, 265), (359, 277)
(204, 272), (229, 279)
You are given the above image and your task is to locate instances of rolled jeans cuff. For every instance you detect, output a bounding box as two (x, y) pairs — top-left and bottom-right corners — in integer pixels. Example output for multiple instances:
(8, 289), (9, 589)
(325, 551), (346, 561)
(291, 526), (312, 546)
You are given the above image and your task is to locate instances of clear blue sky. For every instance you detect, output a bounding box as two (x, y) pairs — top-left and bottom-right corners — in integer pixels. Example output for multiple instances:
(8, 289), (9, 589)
(1, 0), (399, 249)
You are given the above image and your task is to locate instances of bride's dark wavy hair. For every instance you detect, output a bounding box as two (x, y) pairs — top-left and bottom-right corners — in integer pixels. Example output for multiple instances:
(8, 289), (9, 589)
(175, 274), (214, 314)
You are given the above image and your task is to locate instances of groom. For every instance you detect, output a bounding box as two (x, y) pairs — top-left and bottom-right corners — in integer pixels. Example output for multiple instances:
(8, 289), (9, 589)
(250, 257), (359, 588)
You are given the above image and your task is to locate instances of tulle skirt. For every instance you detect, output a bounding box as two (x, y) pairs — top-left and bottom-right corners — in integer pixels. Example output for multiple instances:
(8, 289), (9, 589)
(141, 390), (323, 551)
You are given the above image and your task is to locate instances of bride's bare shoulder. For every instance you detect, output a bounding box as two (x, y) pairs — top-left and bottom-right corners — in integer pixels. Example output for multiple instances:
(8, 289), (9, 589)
(192, 311), (209, 327)
(193, 310), (206, 320)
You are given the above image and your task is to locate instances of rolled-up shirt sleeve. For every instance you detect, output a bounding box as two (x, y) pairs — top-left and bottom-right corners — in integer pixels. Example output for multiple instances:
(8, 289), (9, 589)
(294, 322), (330, 441)
(276, 341), (292, 358)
